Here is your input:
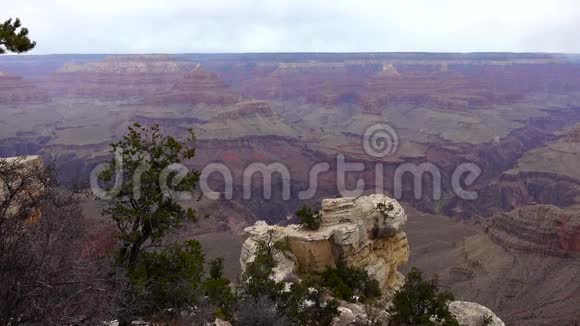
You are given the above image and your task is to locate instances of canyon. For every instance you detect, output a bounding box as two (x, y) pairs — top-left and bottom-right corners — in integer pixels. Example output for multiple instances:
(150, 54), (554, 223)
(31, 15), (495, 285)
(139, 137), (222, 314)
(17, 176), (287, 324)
(1, 53), (580, 324)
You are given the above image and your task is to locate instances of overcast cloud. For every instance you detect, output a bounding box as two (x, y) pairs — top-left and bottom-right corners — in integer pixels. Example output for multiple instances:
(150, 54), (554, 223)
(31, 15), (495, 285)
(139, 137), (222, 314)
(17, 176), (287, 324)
(4, 0), (580, 54)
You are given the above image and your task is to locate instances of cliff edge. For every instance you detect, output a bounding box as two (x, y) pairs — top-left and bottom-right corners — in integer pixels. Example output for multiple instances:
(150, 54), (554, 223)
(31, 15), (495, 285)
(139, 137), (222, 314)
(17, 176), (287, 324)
(239, 194), (505, 325)
(241, 194), (409, 294)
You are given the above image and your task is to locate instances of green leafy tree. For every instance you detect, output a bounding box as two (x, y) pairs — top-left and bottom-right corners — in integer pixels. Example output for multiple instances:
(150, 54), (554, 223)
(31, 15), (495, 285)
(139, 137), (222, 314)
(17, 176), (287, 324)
(0, 18), (36, 54)
(389, 267), (459, 326)
(240, 237), (284, 300)
(130, 240), (205, 314)
(203, 257), (236, 320)
(209, 257), (225, 279)
(204, 277), (236, 320)
(240, 237), (341, 326)
(280, 277), (340, 326)
(320, 260), (381, 303)
(99, 123), (199, 270)
(296, 205), (322, 230)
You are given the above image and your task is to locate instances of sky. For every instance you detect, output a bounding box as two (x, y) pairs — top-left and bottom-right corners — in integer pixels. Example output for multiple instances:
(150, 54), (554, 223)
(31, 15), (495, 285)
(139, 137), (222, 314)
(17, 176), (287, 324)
(4, 0), (580, 54)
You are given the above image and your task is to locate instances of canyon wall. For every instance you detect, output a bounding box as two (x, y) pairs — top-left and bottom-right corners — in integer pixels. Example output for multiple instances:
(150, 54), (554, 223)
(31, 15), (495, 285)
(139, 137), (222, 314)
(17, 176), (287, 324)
(47, 55), (191, 99)
(0, 71), (49, 104)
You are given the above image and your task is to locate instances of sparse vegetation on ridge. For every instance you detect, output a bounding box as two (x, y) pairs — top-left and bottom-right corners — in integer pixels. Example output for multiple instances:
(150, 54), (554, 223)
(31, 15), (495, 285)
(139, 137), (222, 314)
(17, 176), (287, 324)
(377, 201), (395, 219)
(296, 205), (322, 230)
(319, 260), (382, 303)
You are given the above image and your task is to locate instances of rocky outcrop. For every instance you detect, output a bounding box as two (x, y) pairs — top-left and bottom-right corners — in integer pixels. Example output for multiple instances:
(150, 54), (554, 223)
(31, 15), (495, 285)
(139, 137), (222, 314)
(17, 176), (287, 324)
(241, 194), (409, 293)
(488, 204), (580, 256)
(240, 194), (504, 325)
(449, 301), (505, 326)
(331, 300), (505, 326)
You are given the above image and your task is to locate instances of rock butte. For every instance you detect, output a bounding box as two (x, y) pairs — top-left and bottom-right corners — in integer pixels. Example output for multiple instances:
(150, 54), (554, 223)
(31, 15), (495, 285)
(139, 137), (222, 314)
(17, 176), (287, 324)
(488, 204), (580, 256)
(240, 194), (504, 325)
(241, 194), (409, 292)
(48, 55), (190, 99)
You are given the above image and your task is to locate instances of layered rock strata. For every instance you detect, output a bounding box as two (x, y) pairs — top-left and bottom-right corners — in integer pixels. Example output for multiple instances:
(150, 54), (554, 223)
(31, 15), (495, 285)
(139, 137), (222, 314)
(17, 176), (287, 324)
(488, 204), (580, 256)
(0, 71), (49, 104)
(240, 194), (410, 293)
(48, 55), (188, 98)
(151, 64), (240, 105)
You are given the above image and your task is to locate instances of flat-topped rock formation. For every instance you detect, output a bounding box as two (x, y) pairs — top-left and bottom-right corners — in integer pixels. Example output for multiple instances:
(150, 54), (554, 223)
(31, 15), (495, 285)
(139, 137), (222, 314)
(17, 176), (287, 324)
(57, 54), (185, 74)
(240, 195), (504, 325)
(488, 204), (580, 256)
(241, 194), (410, 293)
(48, 55), (190, 99)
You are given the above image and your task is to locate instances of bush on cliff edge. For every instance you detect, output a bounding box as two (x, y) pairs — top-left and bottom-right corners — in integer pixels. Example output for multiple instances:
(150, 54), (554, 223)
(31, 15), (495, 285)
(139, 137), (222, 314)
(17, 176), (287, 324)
(388, 267), (459, 326)
(296, 205), (322, 230)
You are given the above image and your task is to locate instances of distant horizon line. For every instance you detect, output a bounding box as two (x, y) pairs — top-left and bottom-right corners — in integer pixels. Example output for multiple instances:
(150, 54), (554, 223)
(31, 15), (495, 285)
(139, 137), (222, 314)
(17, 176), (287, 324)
(3, 51), (580, 57)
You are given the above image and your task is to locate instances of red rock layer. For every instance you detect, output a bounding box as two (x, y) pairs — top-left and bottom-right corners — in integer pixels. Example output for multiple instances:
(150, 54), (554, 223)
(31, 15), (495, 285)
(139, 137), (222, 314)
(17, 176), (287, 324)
(50, 72), (183, 99)
(150, 65), (240, 105)
(487, 205), (580, 256)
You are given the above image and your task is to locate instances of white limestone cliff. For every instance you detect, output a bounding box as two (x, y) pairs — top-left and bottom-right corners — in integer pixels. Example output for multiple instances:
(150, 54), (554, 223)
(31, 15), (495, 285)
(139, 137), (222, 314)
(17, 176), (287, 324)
(239, 194), (504, 325)
(240, 194), (409, 293)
